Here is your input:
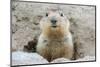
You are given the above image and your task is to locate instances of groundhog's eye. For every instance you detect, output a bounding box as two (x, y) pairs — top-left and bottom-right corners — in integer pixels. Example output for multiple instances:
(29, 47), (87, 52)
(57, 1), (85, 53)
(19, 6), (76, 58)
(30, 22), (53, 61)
(46, 13), (48, 17)
(60, 13), (64, 17)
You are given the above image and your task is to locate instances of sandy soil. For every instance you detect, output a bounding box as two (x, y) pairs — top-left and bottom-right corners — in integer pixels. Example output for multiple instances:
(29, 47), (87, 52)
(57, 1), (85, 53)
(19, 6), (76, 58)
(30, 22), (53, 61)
(11, 0), (96, 65)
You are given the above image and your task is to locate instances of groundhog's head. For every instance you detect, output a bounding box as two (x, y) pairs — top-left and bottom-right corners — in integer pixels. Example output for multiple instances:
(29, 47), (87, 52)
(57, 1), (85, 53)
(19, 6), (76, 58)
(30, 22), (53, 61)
(40, 8), (70, 36)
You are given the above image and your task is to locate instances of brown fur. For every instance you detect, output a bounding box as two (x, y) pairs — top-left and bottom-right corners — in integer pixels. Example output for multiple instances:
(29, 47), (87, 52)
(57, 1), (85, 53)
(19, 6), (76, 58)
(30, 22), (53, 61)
(43, 26), (67, 39)
(38, 42), (73, 62)
(37, 9), (73, 62)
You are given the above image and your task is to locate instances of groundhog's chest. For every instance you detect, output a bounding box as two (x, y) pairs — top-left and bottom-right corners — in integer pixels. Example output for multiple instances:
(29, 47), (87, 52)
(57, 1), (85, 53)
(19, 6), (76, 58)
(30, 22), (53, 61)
(46, 40), (66, 54)
(43, 39), (70, 59)
(46, 39), (65, 47)
(37, 34), (73, 62)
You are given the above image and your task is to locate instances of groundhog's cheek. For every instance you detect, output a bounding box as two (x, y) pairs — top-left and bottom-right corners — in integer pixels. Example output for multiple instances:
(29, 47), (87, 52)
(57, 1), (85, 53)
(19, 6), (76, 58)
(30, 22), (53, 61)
(58, 21), (68, 28)
(40, 22), (50, 29)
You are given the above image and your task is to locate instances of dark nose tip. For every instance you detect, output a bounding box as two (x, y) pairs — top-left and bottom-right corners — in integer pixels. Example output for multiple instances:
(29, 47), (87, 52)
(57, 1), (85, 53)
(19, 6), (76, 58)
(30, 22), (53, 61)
(51, 19), (57, 24)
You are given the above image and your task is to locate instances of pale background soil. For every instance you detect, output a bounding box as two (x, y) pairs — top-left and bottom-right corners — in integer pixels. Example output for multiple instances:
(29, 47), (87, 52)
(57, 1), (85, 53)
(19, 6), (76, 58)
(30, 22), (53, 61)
(11, 1), (96, 65)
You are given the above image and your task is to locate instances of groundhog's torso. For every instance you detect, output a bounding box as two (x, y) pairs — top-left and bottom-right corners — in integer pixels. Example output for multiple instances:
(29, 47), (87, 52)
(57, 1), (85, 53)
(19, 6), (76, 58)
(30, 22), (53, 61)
(36, 9), (73, 62)
(37, 32), (73, 62)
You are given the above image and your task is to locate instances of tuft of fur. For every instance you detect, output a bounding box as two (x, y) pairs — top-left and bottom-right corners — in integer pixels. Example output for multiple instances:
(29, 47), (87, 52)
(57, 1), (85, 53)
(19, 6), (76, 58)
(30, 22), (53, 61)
(36, 9), (74, 62)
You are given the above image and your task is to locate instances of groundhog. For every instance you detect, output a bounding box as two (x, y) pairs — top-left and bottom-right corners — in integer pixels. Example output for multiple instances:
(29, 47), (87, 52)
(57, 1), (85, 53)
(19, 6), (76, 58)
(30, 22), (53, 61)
(36, 8), (74, 62)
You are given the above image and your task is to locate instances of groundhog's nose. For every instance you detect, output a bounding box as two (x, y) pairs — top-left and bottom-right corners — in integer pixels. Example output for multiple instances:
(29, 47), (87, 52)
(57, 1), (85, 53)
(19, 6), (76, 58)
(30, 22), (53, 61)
(51, 19), (57, 24)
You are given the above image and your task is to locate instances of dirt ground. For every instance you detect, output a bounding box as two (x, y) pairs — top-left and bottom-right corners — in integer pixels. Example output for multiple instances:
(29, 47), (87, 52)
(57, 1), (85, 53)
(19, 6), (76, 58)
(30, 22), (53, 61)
(11, 0), (96, 65)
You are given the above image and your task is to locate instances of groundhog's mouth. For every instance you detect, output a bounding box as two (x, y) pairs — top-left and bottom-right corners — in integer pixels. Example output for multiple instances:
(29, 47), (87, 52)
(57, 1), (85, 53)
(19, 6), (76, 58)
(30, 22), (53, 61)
(51, 25), (57, 28)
